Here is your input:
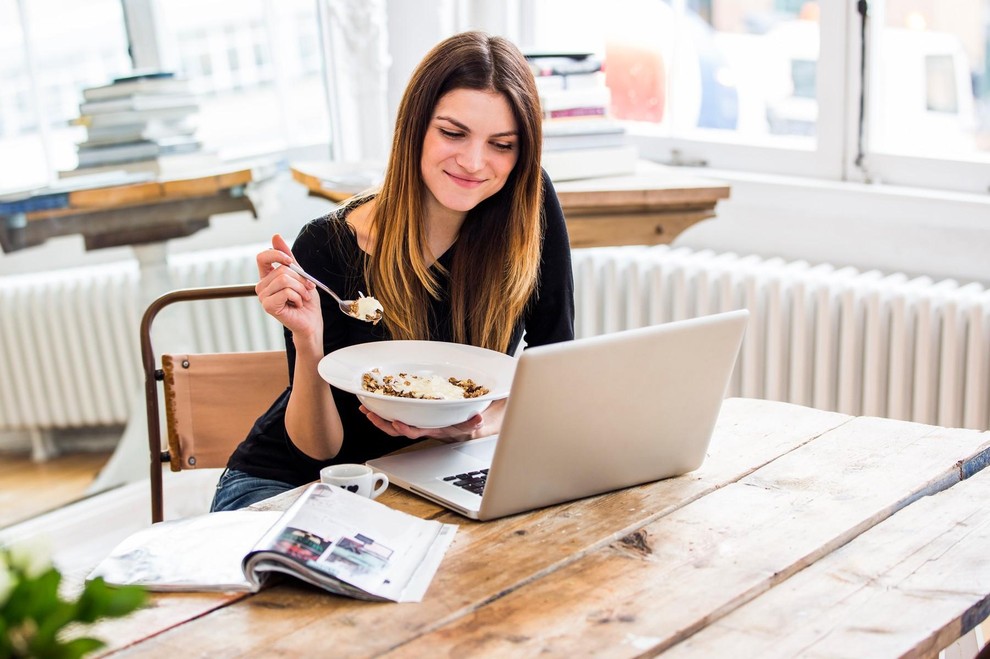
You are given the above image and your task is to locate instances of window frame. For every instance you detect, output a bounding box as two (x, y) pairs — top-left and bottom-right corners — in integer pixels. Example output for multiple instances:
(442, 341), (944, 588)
(855, 0), (990, 192)
(517, 0), (990, 195)
(598, 2), (854, 183)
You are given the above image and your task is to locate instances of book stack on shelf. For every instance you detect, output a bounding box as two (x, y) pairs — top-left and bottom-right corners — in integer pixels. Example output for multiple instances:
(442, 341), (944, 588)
(65, 71), (217, 178)
(528, 52), (638, 181)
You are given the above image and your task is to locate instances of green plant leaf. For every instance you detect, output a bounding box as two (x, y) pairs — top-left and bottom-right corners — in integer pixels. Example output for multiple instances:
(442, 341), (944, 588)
(105, 589), (146, 619)
(2, 578), (35, 624)
(0, 618), (13, 658)
(75, 578), (146, 623)
(24, 567), (63, 620)
(1, 553), (146, 658)
(33, 600), (77, 648)
(44, 635), (106, 659)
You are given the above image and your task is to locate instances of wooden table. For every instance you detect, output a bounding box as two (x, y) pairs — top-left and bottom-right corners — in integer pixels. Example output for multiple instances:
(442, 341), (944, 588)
(0, 164), (270, 472)
(551, 161), (730, 247)
(86, 398), (990, 657)
(290, 160), (730, 248)
(0, 167), (262, 253)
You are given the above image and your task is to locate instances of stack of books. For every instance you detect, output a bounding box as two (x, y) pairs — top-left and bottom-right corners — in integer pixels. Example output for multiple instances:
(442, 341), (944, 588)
(66, 71), (215, 177)
(528, 53), (638, 181)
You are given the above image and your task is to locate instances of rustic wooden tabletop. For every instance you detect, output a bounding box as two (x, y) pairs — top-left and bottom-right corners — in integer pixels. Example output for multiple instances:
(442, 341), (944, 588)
(88, 397), (990, 658)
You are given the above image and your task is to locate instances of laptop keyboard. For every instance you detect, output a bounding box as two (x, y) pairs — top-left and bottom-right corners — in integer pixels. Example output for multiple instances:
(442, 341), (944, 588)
(443, 469), (488, 496)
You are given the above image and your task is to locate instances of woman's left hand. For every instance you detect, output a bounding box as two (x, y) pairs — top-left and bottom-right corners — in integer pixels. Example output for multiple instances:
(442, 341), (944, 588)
(360, 399), (507, 443)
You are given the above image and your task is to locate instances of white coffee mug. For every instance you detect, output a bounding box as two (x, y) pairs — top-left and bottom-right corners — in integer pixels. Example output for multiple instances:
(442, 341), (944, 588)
(320, 463), (389, 499)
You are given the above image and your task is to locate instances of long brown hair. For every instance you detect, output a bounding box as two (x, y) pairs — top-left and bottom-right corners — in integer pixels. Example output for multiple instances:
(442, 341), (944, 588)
(366, 31), (544, 353)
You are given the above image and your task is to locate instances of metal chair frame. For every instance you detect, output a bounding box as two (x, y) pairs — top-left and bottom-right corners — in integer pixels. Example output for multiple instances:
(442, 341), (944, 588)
(140, 284), (286, 522)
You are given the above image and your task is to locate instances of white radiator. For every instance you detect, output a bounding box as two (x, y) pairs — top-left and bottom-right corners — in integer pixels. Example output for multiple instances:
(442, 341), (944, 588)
(2, 244), (988, 433)
(0, 244), (279, 432)
(0, 261), (141, 431)
(572, 246), (990, 431)
(168, 244), (284, 354)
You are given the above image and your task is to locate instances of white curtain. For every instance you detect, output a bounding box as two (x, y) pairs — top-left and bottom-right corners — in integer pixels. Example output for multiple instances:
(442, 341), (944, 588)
(317, 0), (526, 163)
(319, 0), (391, 162)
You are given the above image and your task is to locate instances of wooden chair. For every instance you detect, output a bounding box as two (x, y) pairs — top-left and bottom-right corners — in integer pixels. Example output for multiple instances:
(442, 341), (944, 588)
(141, 285), (289, 523)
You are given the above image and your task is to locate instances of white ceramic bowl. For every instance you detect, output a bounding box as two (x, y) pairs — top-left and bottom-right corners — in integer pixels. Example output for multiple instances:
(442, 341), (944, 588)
(317, 340), (517, 428)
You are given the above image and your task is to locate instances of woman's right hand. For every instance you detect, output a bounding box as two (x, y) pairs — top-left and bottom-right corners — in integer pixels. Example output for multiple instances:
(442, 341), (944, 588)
(256, 233), (323, 344)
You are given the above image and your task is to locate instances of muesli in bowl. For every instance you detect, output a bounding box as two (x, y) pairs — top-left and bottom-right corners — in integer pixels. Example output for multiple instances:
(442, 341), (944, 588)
(318, 341), (516, 428)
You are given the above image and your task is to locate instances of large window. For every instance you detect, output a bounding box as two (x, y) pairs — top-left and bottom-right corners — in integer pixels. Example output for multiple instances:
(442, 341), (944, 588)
(154, 0), (328, 159)
(0, 0), (328, 193)
(864, 0), (990, 189)
(5, 1), (988, 195)
(0, 0), (130, 190)
(527, 0), (990, 193)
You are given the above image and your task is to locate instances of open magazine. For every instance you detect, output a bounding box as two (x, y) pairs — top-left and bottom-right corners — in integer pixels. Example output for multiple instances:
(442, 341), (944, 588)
(89, 483), (458, 602)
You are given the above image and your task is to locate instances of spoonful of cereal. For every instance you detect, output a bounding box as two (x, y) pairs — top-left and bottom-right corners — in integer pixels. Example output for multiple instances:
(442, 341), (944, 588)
(286, 262), (383, 324)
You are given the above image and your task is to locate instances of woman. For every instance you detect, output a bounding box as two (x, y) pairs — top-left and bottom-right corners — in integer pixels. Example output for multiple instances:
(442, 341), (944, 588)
(211, 30), (575, 511)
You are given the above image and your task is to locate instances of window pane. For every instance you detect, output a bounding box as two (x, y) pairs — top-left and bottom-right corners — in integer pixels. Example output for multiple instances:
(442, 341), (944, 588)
(870, 0), (990, 160)
(0, 0), (130, 191)
(529, 0), (821, 146)
(759, 15), (818, 138)
(156, 0), (329, 159)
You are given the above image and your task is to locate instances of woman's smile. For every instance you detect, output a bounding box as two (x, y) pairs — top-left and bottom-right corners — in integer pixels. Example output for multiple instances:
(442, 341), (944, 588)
(445, 170), (486, 188)
(421, 88), (519, 215)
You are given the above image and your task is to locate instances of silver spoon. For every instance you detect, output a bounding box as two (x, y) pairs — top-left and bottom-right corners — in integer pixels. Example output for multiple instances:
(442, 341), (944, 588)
(285, 262), (383, 324)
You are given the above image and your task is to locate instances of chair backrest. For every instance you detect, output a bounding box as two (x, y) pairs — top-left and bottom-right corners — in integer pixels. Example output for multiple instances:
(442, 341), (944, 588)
(161, 351), (288, 471)
(142, 285), (288, 522)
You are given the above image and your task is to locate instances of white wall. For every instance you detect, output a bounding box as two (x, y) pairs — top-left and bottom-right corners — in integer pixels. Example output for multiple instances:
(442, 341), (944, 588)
(676, 170), (990, 286)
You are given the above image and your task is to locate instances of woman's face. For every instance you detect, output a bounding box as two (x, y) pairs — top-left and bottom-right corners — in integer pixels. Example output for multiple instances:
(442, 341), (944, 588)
(420, 88), (520, 218)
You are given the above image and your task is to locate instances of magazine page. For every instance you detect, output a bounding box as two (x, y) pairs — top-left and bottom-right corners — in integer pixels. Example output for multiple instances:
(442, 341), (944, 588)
(243, 483), (457, 602)
(88, 510), (283, 592)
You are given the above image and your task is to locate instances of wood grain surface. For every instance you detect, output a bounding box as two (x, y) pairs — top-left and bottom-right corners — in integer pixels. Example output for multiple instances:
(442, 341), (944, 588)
(83, 400), (990, 658)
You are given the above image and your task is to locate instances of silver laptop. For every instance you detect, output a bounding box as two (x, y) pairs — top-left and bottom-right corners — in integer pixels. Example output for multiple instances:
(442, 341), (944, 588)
(367, 309), (748, 521)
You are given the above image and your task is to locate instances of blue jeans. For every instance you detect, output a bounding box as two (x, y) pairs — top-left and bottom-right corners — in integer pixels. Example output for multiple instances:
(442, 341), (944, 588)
(210, 468), (296, 512)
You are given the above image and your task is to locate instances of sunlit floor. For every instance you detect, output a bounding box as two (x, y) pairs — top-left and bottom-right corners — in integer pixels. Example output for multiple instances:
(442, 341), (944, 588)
(0, 449), (111, 528)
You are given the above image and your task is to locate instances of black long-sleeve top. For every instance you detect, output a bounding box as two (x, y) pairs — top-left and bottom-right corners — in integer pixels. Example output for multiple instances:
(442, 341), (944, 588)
(226, 172), (575, 485)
